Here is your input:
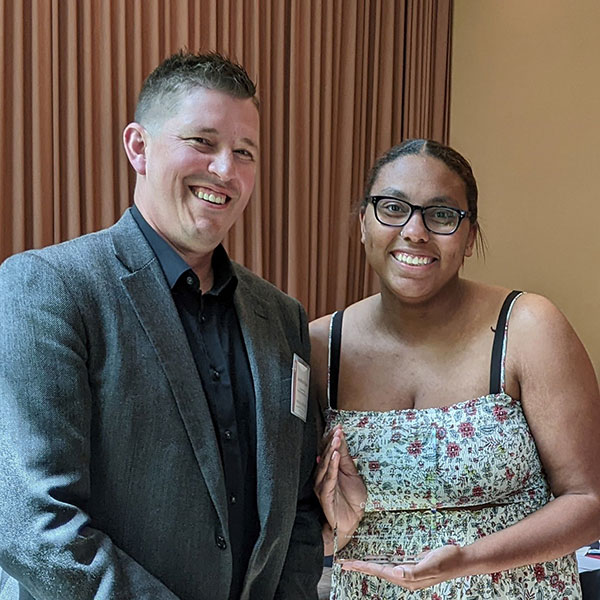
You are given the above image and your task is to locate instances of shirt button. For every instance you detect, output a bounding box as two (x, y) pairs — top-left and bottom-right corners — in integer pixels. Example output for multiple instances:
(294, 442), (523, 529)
(200, 314), (206, 323)
(211, 369), (221, 381)
(186, 276), (195, 286)
(230, 494), (237, 504)
(215, 534), (227, 550)
(223, 429), (232, 440)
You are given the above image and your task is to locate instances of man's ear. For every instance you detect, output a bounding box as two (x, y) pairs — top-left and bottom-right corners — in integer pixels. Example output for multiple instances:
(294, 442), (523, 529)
(123, 123), (148, 175)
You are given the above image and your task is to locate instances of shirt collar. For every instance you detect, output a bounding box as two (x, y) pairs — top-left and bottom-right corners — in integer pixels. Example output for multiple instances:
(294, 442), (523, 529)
(130, 204), (237, 296)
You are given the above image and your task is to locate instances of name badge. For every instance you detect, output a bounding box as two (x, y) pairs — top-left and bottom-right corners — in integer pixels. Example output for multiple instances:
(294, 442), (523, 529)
(290, 353), (310, 422)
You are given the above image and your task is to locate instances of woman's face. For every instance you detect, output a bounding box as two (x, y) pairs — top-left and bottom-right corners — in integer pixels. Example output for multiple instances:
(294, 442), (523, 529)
(360, 153), (476, 303)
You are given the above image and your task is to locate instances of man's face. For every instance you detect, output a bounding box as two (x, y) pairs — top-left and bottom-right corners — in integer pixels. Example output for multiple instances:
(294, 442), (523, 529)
(133, 87), (259, 259)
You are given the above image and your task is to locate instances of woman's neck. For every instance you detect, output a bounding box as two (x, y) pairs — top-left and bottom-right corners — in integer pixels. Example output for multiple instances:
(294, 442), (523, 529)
(374, 277), (473, 344)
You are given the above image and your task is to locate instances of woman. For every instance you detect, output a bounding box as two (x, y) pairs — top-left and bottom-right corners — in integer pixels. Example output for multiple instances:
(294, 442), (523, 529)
(311, 139), (600, 599)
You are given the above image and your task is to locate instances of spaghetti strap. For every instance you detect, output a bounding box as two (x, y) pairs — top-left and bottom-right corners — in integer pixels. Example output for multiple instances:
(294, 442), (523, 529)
(489, 291), (524, 394)
(327, 310), (344, 409)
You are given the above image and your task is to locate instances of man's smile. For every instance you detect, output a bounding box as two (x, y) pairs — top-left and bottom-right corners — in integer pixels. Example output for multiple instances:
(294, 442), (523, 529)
(189, 185), (229, 205)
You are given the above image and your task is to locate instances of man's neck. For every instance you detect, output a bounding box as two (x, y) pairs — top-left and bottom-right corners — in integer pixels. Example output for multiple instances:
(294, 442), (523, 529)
(185, 254), (214, 293)
(132, 201), (216, 293)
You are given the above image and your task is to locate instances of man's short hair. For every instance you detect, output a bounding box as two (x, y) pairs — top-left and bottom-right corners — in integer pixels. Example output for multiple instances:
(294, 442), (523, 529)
(134, 50), (258, 130)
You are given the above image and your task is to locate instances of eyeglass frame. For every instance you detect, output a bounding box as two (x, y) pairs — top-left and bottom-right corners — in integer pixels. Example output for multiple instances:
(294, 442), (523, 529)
(368, 195), (472, 235)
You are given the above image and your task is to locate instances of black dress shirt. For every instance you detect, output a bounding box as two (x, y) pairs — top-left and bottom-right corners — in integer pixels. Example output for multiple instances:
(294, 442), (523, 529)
(131, 205), (258, 600)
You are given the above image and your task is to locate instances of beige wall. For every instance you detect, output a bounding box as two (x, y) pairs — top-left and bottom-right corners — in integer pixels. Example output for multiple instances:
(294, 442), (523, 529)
(451, 0), (600, 376)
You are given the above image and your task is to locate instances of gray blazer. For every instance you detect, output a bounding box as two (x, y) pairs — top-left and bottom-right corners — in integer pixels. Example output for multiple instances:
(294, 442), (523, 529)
(0, 209), (323, 600)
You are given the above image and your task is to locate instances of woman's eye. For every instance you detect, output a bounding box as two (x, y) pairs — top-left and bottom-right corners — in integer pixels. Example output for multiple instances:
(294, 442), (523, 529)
(382, 202), (407, 214)
(434, 209), (455, 219)
(427, 208), (458, 224)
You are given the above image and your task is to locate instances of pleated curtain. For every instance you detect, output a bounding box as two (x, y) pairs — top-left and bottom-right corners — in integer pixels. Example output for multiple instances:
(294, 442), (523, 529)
(0, 0), (452, 318)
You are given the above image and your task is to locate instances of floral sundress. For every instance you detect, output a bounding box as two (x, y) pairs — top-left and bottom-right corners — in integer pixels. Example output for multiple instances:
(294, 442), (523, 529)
(325, 294), (581, 599)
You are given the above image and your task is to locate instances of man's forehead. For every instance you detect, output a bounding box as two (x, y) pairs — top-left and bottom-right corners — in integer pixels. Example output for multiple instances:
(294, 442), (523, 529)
(144, 85), (259, 133)
(175, 90), (259, 140)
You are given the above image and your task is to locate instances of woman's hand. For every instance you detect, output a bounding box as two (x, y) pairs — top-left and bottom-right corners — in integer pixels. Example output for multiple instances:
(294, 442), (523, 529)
(340, 544), (466, 590)
(314, 424), (367, 551)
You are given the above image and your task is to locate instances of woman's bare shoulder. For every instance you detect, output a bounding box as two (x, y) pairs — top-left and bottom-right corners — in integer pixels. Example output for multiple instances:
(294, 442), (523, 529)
(310, 296), (379, 368)
(506, 292), (597, 398)
(309, 313), (332, 345)
(310, 295), (379, 338)
(508, 292), (574, 345)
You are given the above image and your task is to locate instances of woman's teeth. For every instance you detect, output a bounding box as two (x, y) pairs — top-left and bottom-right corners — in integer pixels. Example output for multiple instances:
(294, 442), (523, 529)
(393, 253), (434, 266)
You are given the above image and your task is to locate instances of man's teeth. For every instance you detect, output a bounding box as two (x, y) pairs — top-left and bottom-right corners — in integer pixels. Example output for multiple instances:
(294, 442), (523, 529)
(193, 189), (227, 205)
(393, 253), (434, 266)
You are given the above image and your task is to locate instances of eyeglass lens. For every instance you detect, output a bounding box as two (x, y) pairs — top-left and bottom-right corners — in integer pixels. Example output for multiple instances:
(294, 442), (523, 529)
(375, 198), (461, 234)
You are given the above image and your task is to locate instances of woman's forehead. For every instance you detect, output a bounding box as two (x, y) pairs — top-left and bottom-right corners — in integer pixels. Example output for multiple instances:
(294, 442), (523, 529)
(373, 154), (467, 200)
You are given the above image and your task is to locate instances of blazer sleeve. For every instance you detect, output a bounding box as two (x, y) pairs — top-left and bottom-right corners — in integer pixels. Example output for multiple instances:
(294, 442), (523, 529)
(0, 253), (180, 600)
(274, 301), (324, 599)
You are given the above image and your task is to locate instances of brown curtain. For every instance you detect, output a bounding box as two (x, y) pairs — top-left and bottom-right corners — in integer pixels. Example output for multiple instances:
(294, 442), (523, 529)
(0, 0), (452, 319)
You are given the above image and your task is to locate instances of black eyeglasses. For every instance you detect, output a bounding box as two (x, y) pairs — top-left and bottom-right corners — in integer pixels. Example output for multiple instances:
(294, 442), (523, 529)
(369, 196), (471, 235)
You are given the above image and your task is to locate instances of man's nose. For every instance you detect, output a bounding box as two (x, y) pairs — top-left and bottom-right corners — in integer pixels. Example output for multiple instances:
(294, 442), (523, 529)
(208, 150), (234, 180)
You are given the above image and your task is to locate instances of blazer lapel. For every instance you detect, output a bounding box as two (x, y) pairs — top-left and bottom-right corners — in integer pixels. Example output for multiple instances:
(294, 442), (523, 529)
(110, 210), (228, 528)
(232, 270), (286, 528)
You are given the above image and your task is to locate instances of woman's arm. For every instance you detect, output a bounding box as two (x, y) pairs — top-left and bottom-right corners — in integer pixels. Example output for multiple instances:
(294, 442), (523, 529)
(342, 293), (600, 589)
(310, 316), (367, 555)
(315, 425), (366, 554)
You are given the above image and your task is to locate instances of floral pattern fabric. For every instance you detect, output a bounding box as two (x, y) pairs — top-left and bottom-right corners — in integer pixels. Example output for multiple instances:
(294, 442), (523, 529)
(325, 394), (581, 599)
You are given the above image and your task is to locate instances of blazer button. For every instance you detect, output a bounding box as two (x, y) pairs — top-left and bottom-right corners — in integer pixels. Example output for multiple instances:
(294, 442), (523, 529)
(215, 535), (227, 550)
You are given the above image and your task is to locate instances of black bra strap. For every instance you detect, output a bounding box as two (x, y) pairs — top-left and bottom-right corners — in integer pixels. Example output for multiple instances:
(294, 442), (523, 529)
(489, 290), (522, 394)
(328, 310), (344, 409)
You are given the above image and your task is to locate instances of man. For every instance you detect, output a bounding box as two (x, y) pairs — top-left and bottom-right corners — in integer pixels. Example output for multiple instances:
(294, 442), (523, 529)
(0, 51), (322, 599)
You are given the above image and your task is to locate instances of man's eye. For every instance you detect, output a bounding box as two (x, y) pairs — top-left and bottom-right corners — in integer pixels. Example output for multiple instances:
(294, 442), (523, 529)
(235, 149), (255, 160)
(191, 137), (213, 146)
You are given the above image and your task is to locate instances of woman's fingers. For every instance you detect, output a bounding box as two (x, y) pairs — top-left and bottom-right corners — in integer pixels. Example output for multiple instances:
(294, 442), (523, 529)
(315, 426), (361, 530)
(316, 449), (340, 499)
(341, 560), (405, 582)
(339, 546), (460, 590)
(336, 434), (358, 476)
(315, 428), (342, 483)
(315, 432), (343, 491)
(319, 423), (341, 453)
(315, 451), (341, 526)
(340, 560), (433, 589)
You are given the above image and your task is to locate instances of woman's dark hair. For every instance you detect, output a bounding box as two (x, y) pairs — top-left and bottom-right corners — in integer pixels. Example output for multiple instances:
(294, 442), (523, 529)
(359, 138), (485, 254)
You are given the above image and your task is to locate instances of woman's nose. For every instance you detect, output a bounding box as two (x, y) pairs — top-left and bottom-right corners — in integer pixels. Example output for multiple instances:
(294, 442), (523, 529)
(400, 209), (429, 242)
